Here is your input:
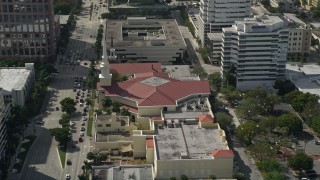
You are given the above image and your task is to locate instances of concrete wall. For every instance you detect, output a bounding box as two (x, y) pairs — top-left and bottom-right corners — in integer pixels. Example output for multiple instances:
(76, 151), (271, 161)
(146, 147), (154, 164)
(95, 141), (132, 152)
(133, 134), (146, 158)
(137, 117), (151, 130)
(236, 80), (275, 91)
(139, 106), (163, 116)
(110, 96), (137, 108)
(155, 158), (233, 179)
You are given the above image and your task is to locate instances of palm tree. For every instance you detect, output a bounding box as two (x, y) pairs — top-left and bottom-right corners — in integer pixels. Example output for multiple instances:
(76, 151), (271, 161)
(101, 97), (112, 109)
(82, 160), (92, 174)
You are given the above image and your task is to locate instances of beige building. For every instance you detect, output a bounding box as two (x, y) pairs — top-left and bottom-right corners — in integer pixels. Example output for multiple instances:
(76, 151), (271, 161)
(207, 33), (222, 64)
(287, 26), (311, 62)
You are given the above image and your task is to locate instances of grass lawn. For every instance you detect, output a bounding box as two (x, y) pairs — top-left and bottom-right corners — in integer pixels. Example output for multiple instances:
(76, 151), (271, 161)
(87, 91), (95, 136)
(15, 136), (36, 172)
(58, 146), (67, 168)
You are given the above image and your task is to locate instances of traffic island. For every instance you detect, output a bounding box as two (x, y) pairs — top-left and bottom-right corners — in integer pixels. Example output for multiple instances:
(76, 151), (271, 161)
(58, 146), (67, 168)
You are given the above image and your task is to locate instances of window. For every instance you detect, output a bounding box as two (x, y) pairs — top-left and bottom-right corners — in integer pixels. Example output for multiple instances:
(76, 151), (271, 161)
(97, 124), (102, 127)
(106, 124), (111, 127)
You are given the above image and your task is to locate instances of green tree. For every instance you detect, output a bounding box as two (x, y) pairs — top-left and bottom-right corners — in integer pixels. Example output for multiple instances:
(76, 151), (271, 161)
(191, 67), (208, 79)
(95, 25), (104, 59)
(85, 98), (92, 106)
(208, 72), (222, 91)
(87, 152), (95, 160)
(169, 177), (176, 180)
(120, 108), (131, 116)
(258, 116), (277, 133)
(165, 0), (172, 3)
(277, 114), (302, 134)
(220, 87), (241, 103)
(180, 174), (188, 180)
(215, 112), (234, 132)
(312, 117), (320, 133)
(82, 160), (92, 174)
(245, 87), (280, 114)
(112, 102), (121, 113)
(264, 171), (286, 180)
(301, 101), (320, 125)
(232, 172), (246, 180)
(208, 174), (217, 179)
(257, 160), (281, 172)
(78, 174), (89, 180)
(236, 121), (259, 145)
(102, 97), (112, 109)
(49, 127), (71, 145)
(248, 142), (276, 161)
(60, 97), (77, 114)
(288, 152), (313, 171)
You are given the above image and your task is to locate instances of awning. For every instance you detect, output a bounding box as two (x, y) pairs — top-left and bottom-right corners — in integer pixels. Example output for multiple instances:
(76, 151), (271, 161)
(121, 143), (133, 152)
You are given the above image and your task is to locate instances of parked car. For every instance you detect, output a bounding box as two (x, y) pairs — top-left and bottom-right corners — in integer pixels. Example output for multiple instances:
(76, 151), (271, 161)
(66, 174), (71, 180)
(82, 116), (87, 121)
(80, 132), (84, 137)
(314, 140), (320, 145)
(56, 107), (59, 111)
(79, 137), (84, 142)
(80, 103), (84, 107)
(67, 159), (72, 165)
(35, 121), (44, 125)
(81, 122), (85, 126)
(81, 127), (86, 131)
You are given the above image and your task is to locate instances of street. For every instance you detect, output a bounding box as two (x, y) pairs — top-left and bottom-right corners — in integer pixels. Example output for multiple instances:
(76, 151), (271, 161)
(171, 10), (220, 74)
(13, 0), (104, 179)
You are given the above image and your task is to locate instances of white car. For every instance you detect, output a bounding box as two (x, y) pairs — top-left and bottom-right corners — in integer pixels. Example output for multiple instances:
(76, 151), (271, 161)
(66, 174), (71, 180)
(80, 132), (84, 137)
(80, 103), (84, 107)
(82, 116), (87, 121)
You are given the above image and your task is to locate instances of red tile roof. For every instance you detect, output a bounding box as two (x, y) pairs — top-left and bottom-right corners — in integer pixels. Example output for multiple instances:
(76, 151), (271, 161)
(199, 114), (214, 123)
(211, 150), (234, 158)
(150, 116), (163, 121)
(102, 72), (210, 106)
(146, 138), (154, 148)
(110, 63), (162, 75)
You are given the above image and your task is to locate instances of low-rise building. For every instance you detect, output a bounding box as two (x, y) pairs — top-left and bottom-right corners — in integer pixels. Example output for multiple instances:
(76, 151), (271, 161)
(154, 116), (232, 179)
(103, 18), (186, 64)
(286, 63), (320, 102)
(92, 165), (155, 180)
(0, 63), (35, 106)
(287, 27), (311, 62)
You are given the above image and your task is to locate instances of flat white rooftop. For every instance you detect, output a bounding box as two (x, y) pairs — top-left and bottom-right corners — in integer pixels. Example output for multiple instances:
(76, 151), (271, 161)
(0, 68), (31, 92)
(286, 63), (320, 103)
(155, 124), (227, 160)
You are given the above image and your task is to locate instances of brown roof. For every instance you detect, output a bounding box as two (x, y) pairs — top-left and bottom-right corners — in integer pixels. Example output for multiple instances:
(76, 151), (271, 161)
(211, 150), (234, 158)
(102, 72), (210, 106)
(146, 138), (154, 148)
(199, 114), (214, 123)
(110, 63), (162, 75)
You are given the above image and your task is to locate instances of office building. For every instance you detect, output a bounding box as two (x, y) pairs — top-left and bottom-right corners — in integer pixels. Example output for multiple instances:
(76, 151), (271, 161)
(207, 33), (223, 64)
(221, 15), (288, 90)
(103, 17), (186, 64)
(0, 0), (57, 61)
(0, 63), (35, 106)
(198, 0), (251, 45)
(0, 88), (11, 159)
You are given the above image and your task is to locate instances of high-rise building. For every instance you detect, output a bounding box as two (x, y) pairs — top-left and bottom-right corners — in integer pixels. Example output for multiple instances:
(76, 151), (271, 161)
(0, 0), (57, 61)
(221, 15), (288, 90)
(198, 0), (251, 46)
(0, 88), (11, 159)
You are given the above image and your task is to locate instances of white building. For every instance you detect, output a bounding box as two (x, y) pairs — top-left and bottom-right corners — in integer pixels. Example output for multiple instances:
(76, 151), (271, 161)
(286, 63), (320, 102)
(0, 88), (11, 159)
(221, 15), (288, 90)
(0, 63), (35, 106)
(104, 18), (186, 64)
(198, 0), (251, 45)
(207, 33), (223, 63)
